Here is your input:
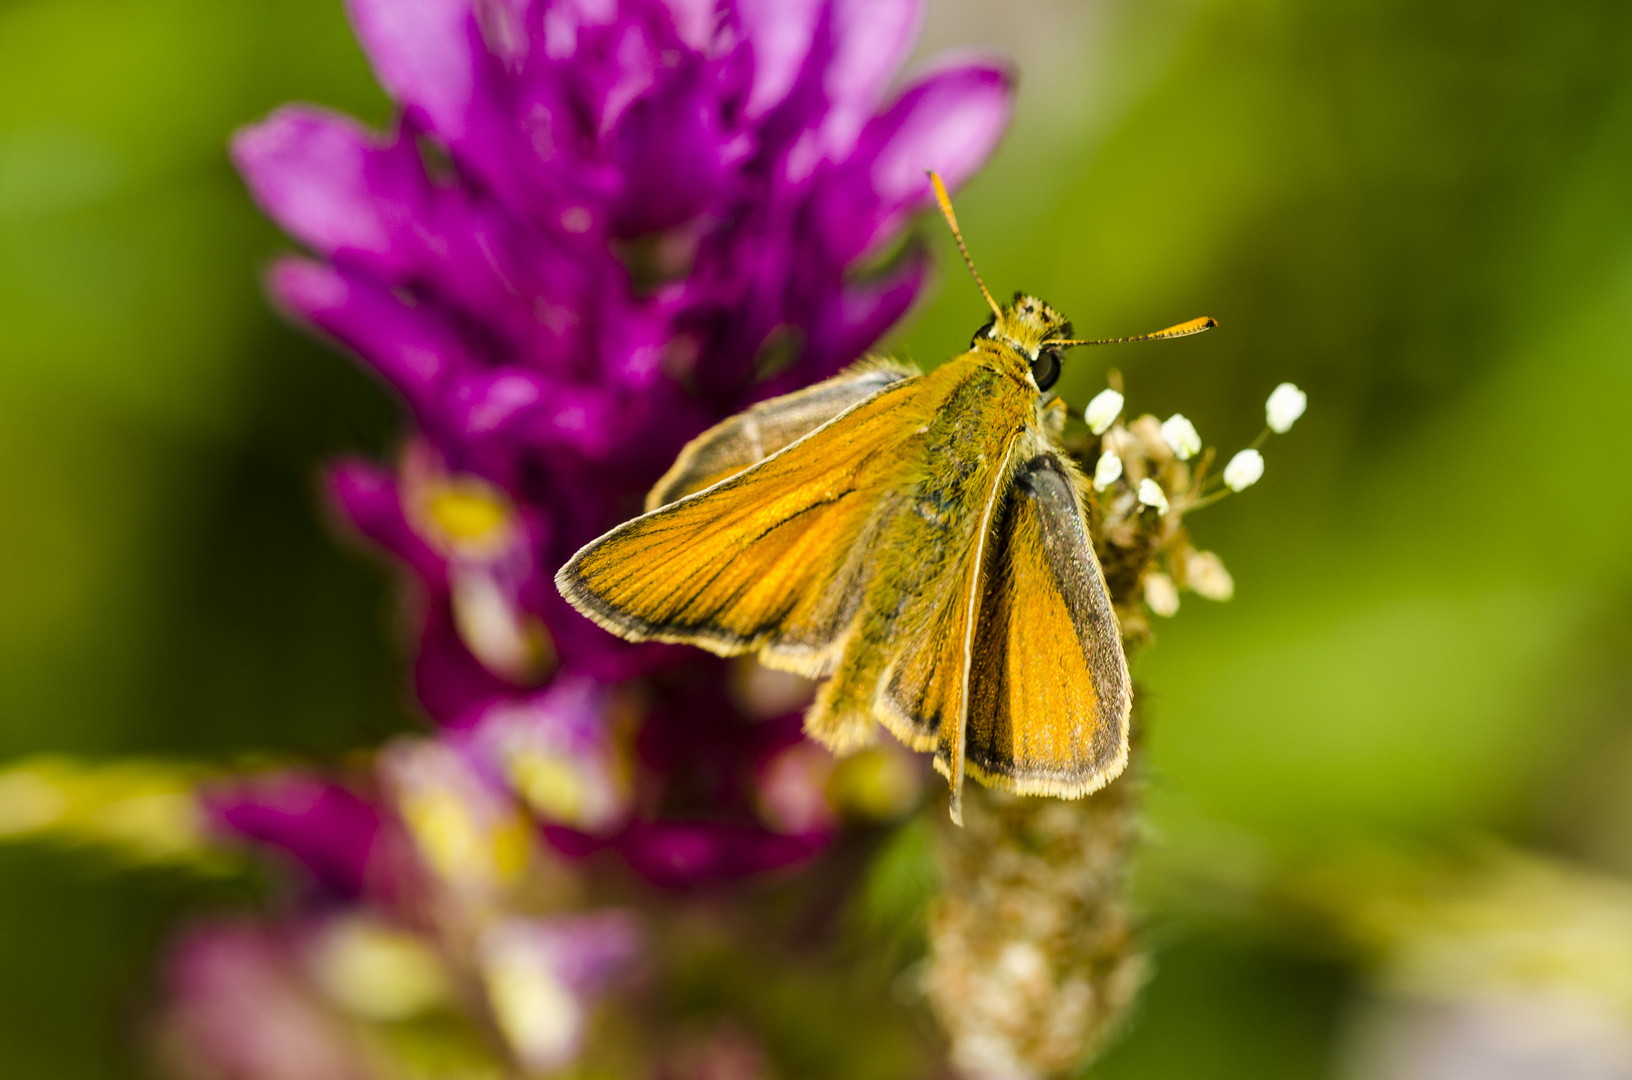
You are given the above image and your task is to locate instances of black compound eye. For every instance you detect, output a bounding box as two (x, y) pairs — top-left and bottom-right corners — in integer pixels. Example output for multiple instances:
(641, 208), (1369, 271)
(1030, 349), (1061, 391)
(971, 317), (996, 347)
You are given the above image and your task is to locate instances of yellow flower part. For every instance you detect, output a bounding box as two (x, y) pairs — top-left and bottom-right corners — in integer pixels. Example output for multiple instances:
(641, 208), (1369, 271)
(423, 477), (516, 558)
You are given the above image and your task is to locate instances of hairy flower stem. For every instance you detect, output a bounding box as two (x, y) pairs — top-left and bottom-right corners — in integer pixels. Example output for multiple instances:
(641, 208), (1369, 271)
(925, 711), (1146, 1080)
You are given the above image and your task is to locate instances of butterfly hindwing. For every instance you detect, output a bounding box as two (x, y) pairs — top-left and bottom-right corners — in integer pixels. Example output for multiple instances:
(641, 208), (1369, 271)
(556, 370), (927, 676)
(953, 451), (1131, 797)
(646, 359), (918, 510)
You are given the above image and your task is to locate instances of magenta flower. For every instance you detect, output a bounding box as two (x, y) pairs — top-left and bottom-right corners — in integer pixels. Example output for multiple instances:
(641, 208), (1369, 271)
(233, 0), (1012, 714)
(164, 1), (1013, 1074)
(226, 0), (1011, 890)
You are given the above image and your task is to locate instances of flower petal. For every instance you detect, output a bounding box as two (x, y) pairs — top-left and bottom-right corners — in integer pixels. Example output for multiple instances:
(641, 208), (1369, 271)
(608, 71), (730, 236)
(663, 0), (718, 52)
(817, 56), (1014, 262)
(818, 0), (927, 158)
(415, 600), (514, 726)
(233, 108), (410, 268)
(737, 0), (823, 119)
(779, 245), (927, 391)
(270, 258), (470, 420)
(617, 821), (826, 887)
(346, 0), (477, 140)
(326, 459), (448, 584)
(201, 774), (385, 899)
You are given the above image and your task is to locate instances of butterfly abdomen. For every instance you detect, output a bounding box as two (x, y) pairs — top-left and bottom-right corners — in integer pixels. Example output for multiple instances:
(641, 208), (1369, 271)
(802, 355), (1036, 754)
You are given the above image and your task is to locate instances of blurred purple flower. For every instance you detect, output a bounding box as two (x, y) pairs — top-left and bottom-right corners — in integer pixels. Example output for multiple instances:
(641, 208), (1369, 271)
(201, 773), (389, 901)
(158, 921), (379, 1080)
(163, 1), (1011, 1074)
(463, 674), (636, 834)
(222, 0), (1014, 893)
(234, 0), (1013, 710)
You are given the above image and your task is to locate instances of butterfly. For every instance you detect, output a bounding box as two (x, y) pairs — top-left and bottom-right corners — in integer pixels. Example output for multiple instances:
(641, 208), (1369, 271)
(557, 174), (1213, 823)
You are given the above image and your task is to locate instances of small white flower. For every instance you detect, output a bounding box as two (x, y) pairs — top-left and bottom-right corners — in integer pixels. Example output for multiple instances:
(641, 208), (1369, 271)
(1084, 389), (1125, 435)
(1159, 413), (1201, 460)
(1092, 452), (1123, 491)
(1223, 448), (1264, 491)
(1137, 478), (1169, 514)
(1265, 382), (1306, 433)
(1183, 549), (1234, 602)
(1144, 572), (1180, 617)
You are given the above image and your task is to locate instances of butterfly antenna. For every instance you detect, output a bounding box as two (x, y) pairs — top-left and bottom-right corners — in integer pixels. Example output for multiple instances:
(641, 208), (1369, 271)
(1051, 315), (1218, 347)
(928, 171), (1001, 320)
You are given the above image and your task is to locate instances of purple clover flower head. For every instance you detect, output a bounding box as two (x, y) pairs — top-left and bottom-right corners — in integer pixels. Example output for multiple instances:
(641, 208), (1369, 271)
(235, 0), (1013, 699)
(157, 4), (1016, 1071)
(477, 911), (642, 1072)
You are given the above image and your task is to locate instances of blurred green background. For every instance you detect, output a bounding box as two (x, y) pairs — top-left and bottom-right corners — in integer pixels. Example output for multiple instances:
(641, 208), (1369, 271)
(3, 0), (1632, 1075)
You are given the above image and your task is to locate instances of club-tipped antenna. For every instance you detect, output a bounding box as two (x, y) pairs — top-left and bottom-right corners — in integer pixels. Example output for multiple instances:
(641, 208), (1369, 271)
(928, 171), (1001, 320)
(1050, 315), (1217, 347)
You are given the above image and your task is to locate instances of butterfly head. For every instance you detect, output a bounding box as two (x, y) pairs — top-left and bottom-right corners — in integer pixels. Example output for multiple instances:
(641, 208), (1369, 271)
(975, 293), (1073, 391)
(927, 170), (1216, 395)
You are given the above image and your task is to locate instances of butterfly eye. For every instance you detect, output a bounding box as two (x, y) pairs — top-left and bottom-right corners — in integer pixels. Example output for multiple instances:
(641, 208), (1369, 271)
(1030, 348), (1061, 391)
(971, 318), (996, 346)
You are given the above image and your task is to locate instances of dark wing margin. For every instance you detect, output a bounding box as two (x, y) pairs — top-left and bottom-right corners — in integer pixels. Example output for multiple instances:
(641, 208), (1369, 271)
(646, 358), (919, 510)
(954, 452), (1131, 798)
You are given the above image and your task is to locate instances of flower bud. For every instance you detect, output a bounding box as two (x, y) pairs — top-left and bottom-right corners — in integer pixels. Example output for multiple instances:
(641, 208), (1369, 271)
(1084, 389), (1125, 435)
(1182, 549), (1234, 601)
(1159, 414), (1201, 460)
(1266, 383), (1306, 433)
(1092, 452), (1123, 491)
(1137, 478), (1169, 514)
(1223, 449), (1264, 491)
(1144, 572), (1180, 617)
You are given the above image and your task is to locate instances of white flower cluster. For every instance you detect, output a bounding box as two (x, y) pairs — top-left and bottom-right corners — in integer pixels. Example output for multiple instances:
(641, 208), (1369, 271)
(1080, 380), (1305, 623)
(1149, 383), (1304, 493)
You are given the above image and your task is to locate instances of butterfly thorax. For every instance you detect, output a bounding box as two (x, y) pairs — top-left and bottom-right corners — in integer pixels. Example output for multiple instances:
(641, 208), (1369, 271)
(973, 293), (1073, 392)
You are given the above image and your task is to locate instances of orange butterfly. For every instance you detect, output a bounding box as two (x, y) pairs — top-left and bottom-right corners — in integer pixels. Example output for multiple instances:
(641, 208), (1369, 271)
(558, 174), (1213, 822)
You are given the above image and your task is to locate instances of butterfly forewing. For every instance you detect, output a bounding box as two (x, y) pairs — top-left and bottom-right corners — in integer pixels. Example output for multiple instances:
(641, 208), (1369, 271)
(956, 452), (1131, 796)
(556, 372), (929, 675)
